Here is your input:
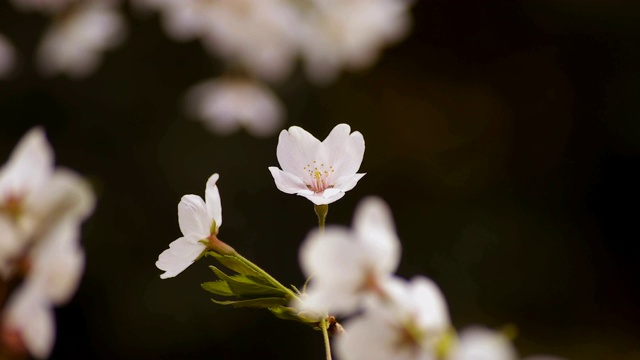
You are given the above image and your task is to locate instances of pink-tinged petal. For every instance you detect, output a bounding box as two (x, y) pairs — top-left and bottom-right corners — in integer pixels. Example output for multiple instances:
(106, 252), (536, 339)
(276, 126), (321, 177)
(299, 191), (344, 205)
(333, 173), (366, 193)
(4, 285), (55, 360)
(205, 173), (222, 231)
(177, 194), (210, 237)
(268, 167), (309, 194)
(156, 234), (206, 279)
(318, 124), (365, 177)
(299, 227), (365, 282)
(0, 127), (54, 199)
(353, 197), (400, 274)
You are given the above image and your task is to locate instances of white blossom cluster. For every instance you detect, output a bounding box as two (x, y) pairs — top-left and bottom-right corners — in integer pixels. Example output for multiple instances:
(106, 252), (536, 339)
(0, 128), (95, 359)
(157, 123), (564, 360)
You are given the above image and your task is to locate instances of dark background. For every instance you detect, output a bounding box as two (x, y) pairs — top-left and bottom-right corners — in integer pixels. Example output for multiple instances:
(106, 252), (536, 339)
(1, 1), (639, 359)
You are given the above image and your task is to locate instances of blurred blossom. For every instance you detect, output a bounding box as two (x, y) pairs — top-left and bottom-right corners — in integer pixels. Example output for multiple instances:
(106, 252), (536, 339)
(335, 276), (450, 360)
(37, 1), (126, 78)
(448, 327), (517, 360)
(186, 77), (284, 137)
(269, 124), (365, 205)
(0, 128), (95, 359)
(300, 0), (413, 84)
(0, 34), (16, 79)
(156, 173), (223, 279)
(9, 0), (75, 14)
(155, 0), (300, 82)
(296, 197), (398, 314)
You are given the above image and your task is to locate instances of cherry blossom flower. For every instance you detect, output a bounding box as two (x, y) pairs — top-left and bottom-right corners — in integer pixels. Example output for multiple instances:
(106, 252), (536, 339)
(296, 197), (399, 314)
(156, 173), (227, 279)
(268, 124), (365, 205)
(185, 77), (284, 137)
(300, 0), (413, 84)
(37, 1), (126, 78)
(335, 276), (451, 360)
(0, 34), (16, 79)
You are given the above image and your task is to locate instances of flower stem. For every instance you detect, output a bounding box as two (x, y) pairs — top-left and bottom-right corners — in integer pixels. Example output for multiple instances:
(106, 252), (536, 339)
(314, 204), (328, 234)
(320, 317), (332, 360)
(233, 253), (299, 300)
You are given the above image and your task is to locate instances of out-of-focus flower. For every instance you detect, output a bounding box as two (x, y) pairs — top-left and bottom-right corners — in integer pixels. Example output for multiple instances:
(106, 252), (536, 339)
(448, 327), (517, 360)
(37, 1), (126, 78)
(9, 0), (74, 14)
(335, 276), (451, 360)
(0, 128), (94, 359)
(156, 0), (300, 82)
(156, 173), (224, 279)
(268, 124), (365, 205)
(300, 0), (412, 84)
(296, 197), (399, 314)
(0, 34), (16, 79)
(0, 128), (94, 277)
(185, 77), (284, 138)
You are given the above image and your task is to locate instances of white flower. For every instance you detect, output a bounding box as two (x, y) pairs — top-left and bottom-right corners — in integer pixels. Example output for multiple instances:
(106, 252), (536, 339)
(335, 276), (451, 360)
(0, 127), (95, 277)
(185, 77), (284, 138)
(37, 1), (126, 78)
(0, 33), (16, 79)
(448, 327), (517, 360)
(300, 0), (413, 84)
(157, 0), (300, 82)
(268, 124), (365, 205)
(156, 173), (223, 279)
(2, 285), (55, 359)
(296, 197), (399, 314)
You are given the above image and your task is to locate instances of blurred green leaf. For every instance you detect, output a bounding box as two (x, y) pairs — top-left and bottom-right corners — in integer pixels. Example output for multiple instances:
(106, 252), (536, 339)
(201, 280), (233, 297)
(211, 297), (287, 308)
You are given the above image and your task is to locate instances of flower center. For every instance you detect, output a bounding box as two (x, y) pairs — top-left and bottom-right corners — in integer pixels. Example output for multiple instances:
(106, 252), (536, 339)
(303, 161), (335, 193)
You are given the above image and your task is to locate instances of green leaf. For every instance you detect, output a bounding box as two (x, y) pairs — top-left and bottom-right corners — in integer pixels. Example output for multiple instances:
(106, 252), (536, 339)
(201, 281), (233, 297)
(205, 251), (257, 276)
(209, 266), (286, 298)
(268, 305), (319, 325)
(211, 297), (287, 308)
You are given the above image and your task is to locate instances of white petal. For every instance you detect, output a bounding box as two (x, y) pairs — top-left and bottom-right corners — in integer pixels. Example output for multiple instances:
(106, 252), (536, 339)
(177, 194), (210, 237)
(29, 168), (96, 222)
(353, 197), (401, 274)
(3, 285), (55, 359)
(300, 227), (364, 281)
(205, 173), (222, 230)
(276, 126), (321, 178)
(268, 167), (309, 194)
(449, 327), (518, 360)
(318, 124), (365, 177)
(28, 219), (85, 305)
(299, 191), (345, 205)
(156, 234), (206, 279)
(333, 173), (366, 193)
(0, 127), (53, 200)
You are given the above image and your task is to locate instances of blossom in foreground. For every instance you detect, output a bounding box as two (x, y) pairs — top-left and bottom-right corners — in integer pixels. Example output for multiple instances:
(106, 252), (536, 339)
(300, 0), (412, 84)
(156, 173), (225, 279)
(269, 124), (365, 205)
(0, 128), (94, 277)
(335, 276), (451, 360)
(37, 1), (126, 78)
(0, 33), (16, 79)
(185, 77), (284, 137)
(296, 197), (399, 314)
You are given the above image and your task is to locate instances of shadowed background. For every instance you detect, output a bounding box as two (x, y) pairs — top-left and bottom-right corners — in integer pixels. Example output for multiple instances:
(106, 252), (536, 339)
(1, 1), (639, 359)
